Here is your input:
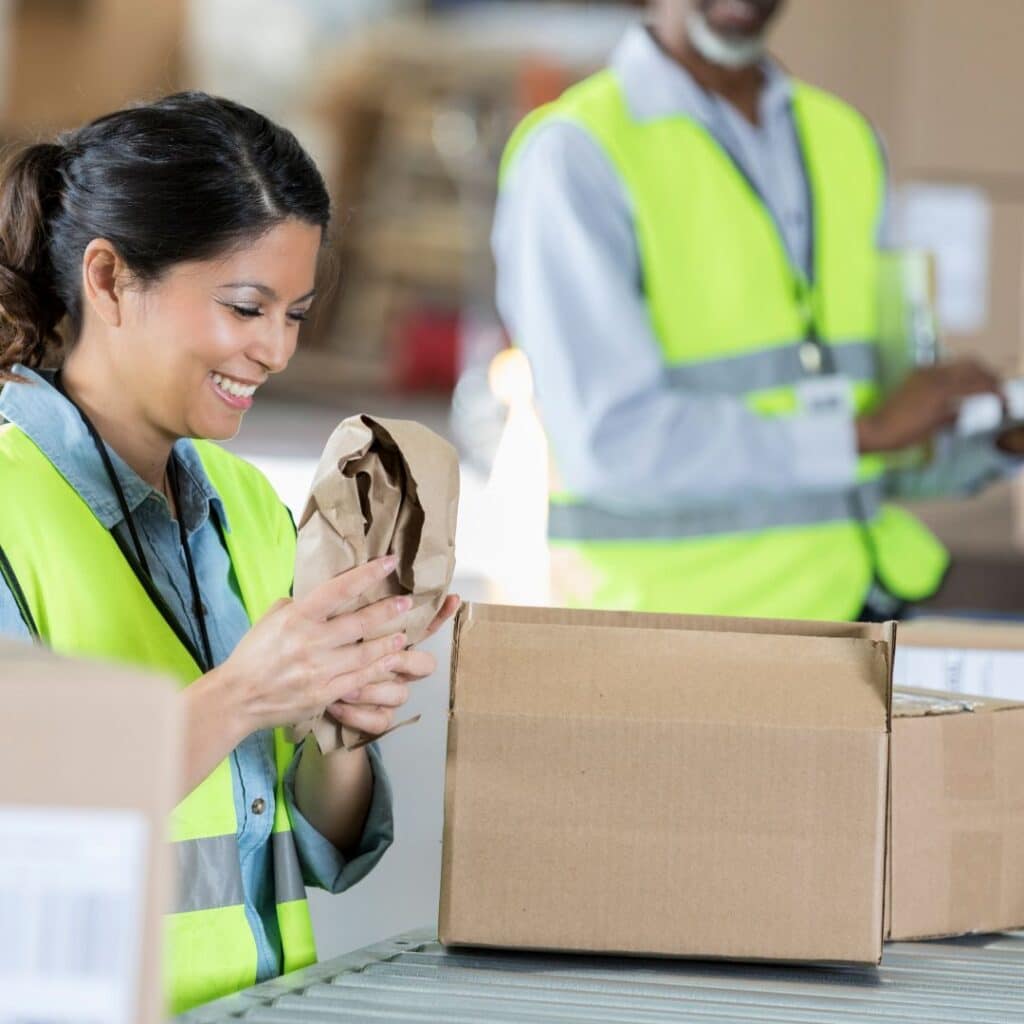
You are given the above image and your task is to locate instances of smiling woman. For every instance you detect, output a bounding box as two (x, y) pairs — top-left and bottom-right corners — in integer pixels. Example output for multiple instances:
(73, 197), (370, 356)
(0, 93), (458, 1015)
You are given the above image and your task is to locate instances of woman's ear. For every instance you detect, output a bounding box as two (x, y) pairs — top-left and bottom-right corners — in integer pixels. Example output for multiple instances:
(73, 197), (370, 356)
(81, 238), (128, 328)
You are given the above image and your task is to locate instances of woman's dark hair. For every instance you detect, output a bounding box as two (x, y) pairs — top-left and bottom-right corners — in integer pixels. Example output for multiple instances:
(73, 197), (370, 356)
(0, 91), (331, 380)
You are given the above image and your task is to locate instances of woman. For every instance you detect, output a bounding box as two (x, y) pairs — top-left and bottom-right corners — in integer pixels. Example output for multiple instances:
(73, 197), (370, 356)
(0, 92), (458, 1014)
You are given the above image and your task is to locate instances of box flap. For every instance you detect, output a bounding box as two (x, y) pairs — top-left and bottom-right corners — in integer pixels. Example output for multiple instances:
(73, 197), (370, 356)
(465, 602), (893, 641)
(894, 685), (1024, 718)
(452, 603), (890, 729)
(898, 618), (1024, 652)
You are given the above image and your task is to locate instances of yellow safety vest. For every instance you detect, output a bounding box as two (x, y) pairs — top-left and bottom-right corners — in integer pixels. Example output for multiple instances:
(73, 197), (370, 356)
(501, 71), (948, 620)
(0, 424), (316, 1014)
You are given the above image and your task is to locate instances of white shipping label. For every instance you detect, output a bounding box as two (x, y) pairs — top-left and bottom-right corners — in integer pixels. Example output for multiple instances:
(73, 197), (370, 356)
(893, 645), (1024, 701)
(894, 184), (991, 334)
(0, 807), (148, 1024)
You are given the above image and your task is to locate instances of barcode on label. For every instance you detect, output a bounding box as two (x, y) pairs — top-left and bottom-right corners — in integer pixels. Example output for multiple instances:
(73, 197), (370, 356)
(0, 807), (148, 1024)
(0, 887), (135, 976)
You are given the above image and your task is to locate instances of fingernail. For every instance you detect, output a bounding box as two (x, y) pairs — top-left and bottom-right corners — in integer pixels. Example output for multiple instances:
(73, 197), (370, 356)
(392, 633), (406, 650)
(395, 596), (413, 613)
(382, 555), (398, 572)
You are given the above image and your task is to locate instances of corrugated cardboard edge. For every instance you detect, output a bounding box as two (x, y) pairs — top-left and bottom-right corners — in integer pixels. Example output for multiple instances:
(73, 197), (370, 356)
(880, 621), (896, 957)
(438, 602), (473, 943)
(438, 937), (885, 968)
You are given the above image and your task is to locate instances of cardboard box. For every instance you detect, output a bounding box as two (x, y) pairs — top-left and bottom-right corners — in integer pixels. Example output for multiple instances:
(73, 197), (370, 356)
(441, 603), (894, 964)
(888, 686), (1024, 940)
(2, 0), (185, 136)
(894, 618), (1024, 700)
(774, 0), (1024, 181)
(772, 0), (902, 149)
(900, 0), (1024, 181)
(0, 640), (181, 1024)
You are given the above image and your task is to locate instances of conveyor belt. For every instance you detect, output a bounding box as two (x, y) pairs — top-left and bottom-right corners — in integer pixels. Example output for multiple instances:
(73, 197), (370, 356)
(177, 929), (1024, 1022)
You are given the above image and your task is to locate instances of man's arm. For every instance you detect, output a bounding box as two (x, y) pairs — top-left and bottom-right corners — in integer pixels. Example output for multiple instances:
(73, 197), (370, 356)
(493, 121), (860, 513)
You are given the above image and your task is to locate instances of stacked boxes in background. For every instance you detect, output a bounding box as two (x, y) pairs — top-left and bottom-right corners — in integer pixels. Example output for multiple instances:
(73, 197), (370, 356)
(775, 0), (1024, 586)
(0, 0), (185, 137)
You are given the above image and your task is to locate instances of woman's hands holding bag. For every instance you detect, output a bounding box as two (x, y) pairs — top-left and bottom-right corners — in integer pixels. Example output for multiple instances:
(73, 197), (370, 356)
(213, 555), (459, 740)
(326, 590), (461, 737)
(183, 555), (459, 799)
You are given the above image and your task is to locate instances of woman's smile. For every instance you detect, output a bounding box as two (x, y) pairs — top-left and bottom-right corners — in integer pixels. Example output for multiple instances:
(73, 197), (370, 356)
(209, 370), (260, 410)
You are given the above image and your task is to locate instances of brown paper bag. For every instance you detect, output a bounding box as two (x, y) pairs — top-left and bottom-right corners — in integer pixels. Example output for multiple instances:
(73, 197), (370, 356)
(290, 414), (459, 753)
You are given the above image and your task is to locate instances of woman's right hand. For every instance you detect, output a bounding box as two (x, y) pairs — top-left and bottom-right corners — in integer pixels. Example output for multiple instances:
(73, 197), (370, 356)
(212, 555), (412, 737)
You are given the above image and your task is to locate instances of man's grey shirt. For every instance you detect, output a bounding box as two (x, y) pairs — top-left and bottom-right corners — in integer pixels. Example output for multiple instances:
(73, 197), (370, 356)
(492, 23), (1009, 514)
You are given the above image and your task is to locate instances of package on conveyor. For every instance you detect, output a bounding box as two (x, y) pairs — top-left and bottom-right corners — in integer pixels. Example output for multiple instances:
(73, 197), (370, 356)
(441, 605), (895, 965)
(889, 686), (1024, 940)
(290, 414), (459, 753)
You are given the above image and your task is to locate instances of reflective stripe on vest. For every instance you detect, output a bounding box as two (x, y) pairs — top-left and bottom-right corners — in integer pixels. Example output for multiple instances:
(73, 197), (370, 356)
(666, 338), (877, 395)
(502, 72), (948, 618)
(0, 424), (317, 1014)
(550, 480), (885, 542)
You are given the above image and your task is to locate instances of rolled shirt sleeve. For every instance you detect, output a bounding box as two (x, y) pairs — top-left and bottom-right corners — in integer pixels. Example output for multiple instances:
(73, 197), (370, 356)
(283, 740), (394, 895)
(492, 121), (859, 516)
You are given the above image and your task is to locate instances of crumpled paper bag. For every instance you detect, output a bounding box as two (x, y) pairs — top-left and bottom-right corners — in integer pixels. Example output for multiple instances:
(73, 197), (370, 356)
(289, 414), (459, 753)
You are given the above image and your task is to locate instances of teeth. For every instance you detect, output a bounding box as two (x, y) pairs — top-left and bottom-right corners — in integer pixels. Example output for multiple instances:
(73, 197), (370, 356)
(211, 373), (257, 399)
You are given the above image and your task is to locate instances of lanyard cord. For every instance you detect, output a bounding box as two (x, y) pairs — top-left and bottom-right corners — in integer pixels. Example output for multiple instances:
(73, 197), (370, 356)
(167, 454), (215, 670)
(52, 370), (214, 672)
(54, 370), (151, 576)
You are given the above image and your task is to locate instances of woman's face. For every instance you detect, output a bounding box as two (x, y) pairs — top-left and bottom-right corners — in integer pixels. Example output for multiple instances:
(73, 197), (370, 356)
(116, 217), (322, 441)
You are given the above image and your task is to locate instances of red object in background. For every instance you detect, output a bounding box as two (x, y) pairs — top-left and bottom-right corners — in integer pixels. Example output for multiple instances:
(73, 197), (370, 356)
(517, 56), (575, 119)
(392, 307), (460, 393)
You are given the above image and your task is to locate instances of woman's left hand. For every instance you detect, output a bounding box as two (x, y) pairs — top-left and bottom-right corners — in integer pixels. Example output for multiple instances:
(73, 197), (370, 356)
(327, 594), (461, 736)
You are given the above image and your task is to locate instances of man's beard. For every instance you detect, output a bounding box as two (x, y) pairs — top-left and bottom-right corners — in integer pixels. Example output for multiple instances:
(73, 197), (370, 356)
(687, 10), (766, 68)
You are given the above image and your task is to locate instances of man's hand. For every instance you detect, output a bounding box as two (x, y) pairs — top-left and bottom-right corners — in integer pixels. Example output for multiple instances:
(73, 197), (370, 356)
(856, 360), (1002, 454)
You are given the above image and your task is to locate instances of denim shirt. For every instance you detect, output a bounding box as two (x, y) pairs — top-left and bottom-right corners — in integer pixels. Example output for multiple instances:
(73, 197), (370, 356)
(0, 365), (393, 981)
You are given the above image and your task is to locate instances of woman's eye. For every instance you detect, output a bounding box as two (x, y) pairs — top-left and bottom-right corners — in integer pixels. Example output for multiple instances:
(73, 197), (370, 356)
(231, 305), (262, 318)
(288, 310), (311, 324)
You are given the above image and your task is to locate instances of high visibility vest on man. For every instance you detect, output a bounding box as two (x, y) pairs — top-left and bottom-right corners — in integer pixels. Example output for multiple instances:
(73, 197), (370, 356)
(0, 425), (316, 1015)
(501, 70), (948, 620)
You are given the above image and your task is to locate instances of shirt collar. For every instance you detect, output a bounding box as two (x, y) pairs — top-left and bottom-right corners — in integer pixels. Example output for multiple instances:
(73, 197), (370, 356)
(0, 364), (229, 535)
(610, 23), (793, 126)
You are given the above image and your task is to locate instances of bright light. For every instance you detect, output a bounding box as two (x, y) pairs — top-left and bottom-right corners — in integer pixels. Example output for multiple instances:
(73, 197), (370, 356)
(483, 348), (550, 606)
(488, 347), (534, 406)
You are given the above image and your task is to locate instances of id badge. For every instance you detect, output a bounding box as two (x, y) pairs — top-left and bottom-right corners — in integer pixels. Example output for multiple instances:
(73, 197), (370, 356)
(796, 375), (853, 417)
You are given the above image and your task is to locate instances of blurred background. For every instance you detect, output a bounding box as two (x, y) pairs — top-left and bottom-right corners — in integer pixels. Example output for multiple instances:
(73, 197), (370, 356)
(7, 0), (1024, 958)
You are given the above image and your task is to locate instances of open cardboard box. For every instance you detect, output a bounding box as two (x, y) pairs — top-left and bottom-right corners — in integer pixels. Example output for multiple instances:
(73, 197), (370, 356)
(890, 616), (1024, 939)
(895, 618), (1024, 701)
(0, 640), (181, 1024)
(441, 604), (895, 965)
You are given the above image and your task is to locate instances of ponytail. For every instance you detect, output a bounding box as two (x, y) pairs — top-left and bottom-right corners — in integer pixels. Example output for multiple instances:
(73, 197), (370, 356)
(0, 143), (67, 381)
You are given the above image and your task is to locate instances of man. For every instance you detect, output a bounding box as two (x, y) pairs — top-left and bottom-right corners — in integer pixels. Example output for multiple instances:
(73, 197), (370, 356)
(493, 0), (1015, 621)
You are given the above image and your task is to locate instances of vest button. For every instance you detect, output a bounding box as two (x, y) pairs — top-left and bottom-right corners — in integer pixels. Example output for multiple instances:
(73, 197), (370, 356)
(251, 797), (266, 815)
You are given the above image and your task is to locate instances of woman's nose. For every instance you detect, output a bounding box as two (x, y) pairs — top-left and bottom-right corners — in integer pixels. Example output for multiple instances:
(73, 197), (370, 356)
(250, 319), (297, 375)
